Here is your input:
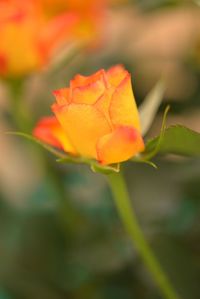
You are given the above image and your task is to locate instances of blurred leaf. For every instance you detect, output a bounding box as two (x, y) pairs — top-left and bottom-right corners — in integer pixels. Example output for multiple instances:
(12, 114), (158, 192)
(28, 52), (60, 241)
(139, 80), (165, 136)
(145, 125), (200, 157)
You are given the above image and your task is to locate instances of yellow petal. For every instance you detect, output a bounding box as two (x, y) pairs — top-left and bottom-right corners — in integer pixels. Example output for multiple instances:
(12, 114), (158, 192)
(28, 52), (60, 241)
(0, 16), (40, 75)
(109, 73), (141, 131)
(94, 87), (114, 127)
(72, 80), (105, 104)
(52, 103), (111, 158)
(106, 64), (127, 87)
(97, 126), (144, 165)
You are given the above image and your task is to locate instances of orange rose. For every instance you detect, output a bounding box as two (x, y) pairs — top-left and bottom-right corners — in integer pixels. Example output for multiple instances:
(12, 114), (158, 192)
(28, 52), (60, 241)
(33, 65), (144, 165)
(0, 0), (79, 77)
(39, 0), (106, 46)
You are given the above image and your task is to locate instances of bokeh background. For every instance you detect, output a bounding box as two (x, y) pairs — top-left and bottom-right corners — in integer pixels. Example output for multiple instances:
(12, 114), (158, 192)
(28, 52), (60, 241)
(0, 0), (200, 298)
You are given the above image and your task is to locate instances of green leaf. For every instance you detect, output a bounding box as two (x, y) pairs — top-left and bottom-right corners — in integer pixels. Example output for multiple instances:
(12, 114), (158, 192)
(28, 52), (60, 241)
(145, 125), (200, 157)
(139, 79), (165, 136)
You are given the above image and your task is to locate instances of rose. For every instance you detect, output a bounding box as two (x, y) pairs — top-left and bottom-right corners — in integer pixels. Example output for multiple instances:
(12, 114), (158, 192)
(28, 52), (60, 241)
(0, 0), (79, 77)
(33, 65), (144, 165)
(39, 0), (106, 46)
(0, 0), (107, 77)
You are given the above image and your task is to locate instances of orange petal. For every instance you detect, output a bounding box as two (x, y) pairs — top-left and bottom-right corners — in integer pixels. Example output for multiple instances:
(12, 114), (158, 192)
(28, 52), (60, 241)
(72, 80), (104, 104)
(53, 88), (71, 105)
(70, 69), (108, 89)
(97, 126), (144, 165)
(94, 87), (114, 127)
(39, 12), (79, 57)
(109, 73), (141, 131)
(106, 64), (127, 87)
(52, 103), (111, 158)
(33, 116), (76, 154)
(0, 12), (41, 75)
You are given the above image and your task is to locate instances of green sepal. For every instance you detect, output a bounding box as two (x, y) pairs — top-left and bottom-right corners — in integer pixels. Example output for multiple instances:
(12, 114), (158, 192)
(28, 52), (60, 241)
(91, 162), (120, 174)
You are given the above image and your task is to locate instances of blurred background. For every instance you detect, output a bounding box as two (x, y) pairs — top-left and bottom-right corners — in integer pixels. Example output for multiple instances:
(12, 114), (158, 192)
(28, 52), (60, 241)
(0, 0), (200, 298)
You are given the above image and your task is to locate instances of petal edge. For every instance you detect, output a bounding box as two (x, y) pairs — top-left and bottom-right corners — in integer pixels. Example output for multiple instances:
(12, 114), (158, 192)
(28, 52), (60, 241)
(97, 126), (144, 165)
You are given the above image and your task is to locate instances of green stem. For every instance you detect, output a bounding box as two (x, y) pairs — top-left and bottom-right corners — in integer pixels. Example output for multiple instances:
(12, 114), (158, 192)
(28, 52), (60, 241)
(107, 172), (181, 299)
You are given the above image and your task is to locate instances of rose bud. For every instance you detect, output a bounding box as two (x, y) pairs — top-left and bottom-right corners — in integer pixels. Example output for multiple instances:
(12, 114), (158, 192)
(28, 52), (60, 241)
(33, 65), (144, 165)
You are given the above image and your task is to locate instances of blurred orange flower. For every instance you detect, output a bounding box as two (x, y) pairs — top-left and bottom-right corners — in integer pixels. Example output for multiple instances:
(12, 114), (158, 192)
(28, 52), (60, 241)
(34, 65), (144, 165)
(40, 0), (106, 45)
(0, 0), (105, 77)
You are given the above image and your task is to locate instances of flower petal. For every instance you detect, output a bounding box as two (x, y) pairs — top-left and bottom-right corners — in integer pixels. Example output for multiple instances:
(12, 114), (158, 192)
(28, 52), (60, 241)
(39, 12), (79, 57)
(109, 73), (141, 131)
(52, 103), (111, 158)
(53, 88), (71, 105)
(94, 87), (114, 126)
(97, 126), (144, 165)
(33, 116), (76, 154)
(70, 69), (108, 89)
(0, 12), (41, 75)
(72, 80), (105, 104)
(106, 64), (127, 87)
